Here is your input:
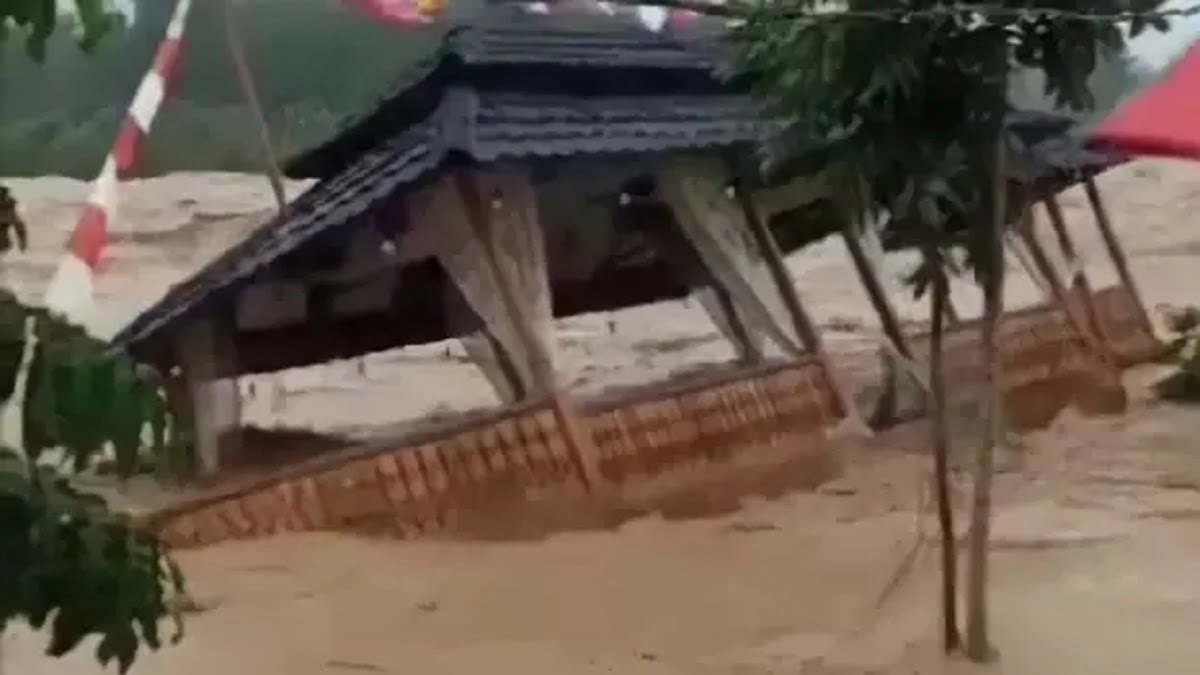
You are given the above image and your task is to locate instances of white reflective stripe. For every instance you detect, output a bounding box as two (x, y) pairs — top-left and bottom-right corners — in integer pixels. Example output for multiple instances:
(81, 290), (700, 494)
(128, 73), (166, 132)
(166, 0), (192, 40)
(43, 253), (97, 323)
(636, 5), (669, 31)
(88, 155), (120, 213)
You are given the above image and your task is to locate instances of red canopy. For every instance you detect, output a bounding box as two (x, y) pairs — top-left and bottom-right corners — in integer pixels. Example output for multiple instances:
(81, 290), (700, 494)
(1091, 42), (1200, 159)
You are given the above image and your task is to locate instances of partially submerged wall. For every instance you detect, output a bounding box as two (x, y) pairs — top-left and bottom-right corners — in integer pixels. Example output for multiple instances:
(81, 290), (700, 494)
(151, 357), (841, 548)
(146, 284), (1161, 550)
(1089, 285), (1162, 366)
(902, 283), (1159, 431)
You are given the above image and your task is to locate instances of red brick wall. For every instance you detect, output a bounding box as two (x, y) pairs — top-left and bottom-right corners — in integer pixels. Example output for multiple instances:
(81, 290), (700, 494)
(153, 358), (840, 549)
(908, 298), (1117, 427)
(151, 290), (1158, 550)
(1089, 285), (1163, 365)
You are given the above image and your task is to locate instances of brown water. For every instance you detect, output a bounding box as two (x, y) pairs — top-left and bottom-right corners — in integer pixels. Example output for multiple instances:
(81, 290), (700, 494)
(7, 369), (1200, 674)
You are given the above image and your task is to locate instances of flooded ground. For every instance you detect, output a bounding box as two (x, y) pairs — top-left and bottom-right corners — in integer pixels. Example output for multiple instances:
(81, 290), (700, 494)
(5, 152), (1200, 675)
(6, 368), (1200, 674)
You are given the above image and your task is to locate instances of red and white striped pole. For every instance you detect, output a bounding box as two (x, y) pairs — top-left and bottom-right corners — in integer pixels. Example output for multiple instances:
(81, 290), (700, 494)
(43, 0), (193, 324)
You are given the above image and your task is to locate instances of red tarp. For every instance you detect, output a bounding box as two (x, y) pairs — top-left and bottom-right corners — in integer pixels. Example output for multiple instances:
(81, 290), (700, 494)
(341, 0), (441, 26)
(1091, 41), (1200, 159)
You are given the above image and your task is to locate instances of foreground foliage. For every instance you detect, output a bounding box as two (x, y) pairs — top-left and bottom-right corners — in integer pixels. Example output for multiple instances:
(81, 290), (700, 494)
(0, 183), (186, 671)
(0, 0), (120, 60)
(0, 451), (185, 672)
(1155, 306), (1200, 402)
(730, 0), (1169, 661)
(0, 0), (439, 177)
(732, 0), (1163, 285)
(0, 291), (180, 477)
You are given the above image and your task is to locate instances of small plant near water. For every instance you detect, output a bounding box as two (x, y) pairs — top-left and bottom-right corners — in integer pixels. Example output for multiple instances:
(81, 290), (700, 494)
(1155, 306), (1200, 403)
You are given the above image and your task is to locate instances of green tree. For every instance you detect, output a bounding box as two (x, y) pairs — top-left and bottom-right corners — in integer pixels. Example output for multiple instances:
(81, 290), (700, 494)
(1, 4), (188, 671)
(1015, 49), (1158, 122)
(0, 0), (121, 60)
(1, 0), (441, 177)
(732, 0), (1169, 661)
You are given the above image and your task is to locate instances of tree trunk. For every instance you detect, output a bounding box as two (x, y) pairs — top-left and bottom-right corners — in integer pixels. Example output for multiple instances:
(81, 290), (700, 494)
(928, 253), (961, 653)
(964, 129), (1007, 663)
(923, 246), (961, 326)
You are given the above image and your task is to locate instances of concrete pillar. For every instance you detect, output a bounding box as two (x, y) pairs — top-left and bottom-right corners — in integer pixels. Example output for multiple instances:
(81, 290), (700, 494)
(175, 318), (242, 477)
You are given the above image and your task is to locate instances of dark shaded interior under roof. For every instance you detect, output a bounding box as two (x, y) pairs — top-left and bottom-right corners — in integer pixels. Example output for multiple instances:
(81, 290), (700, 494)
(108, 9), (1127, 379)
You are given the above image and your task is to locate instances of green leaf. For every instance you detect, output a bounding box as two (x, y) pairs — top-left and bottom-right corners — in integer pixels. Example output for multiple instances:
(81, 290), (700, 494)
(46, 601), (92, 657)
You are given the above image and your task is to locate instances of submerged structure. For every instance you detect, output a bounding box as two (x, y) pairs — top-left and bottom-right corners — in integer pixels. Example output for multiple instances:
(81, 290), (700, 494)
(112, 7), (1159, 548)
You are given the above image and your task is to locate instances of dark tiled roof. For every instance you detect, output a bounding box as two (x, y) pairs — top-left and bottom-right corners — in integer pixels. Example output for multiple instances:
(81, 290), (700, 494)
(284, 5), (740, 179)
(448, 9), (726, 67)
(109, 87), (770, 354)
(106, 7), (1124, 367)
(1001, 109), (1129, 191)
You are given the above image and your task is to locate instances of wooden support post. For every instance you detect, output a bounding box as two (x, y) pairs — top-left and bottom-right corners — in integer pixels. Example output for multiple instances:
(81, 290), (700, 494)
(1083, 176), (1155, 338)
(641, 219), (764, 364)
(711, 283), (764, 365)
(1042, 194), (1107, 345)
(840, 218), (917, 427)
(485, 330), (529, 402)
(1005, 231), (1049, 294)
(841, 219), (913, 359)
(732, 184), (819, 349)
(445, 281), (528, 405)
(454, 170), (604, 490)
(174, 318), (242, 478)
(730, 173), (867, 431)
(1016, 213), (1120, 369)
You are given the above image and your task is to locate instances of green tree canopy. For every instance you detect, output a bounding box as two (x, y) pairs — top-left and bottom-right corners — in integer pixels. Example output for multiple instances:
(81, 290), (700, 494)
(0, 0), (120, 59)
(733, 0), (1168, 288)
